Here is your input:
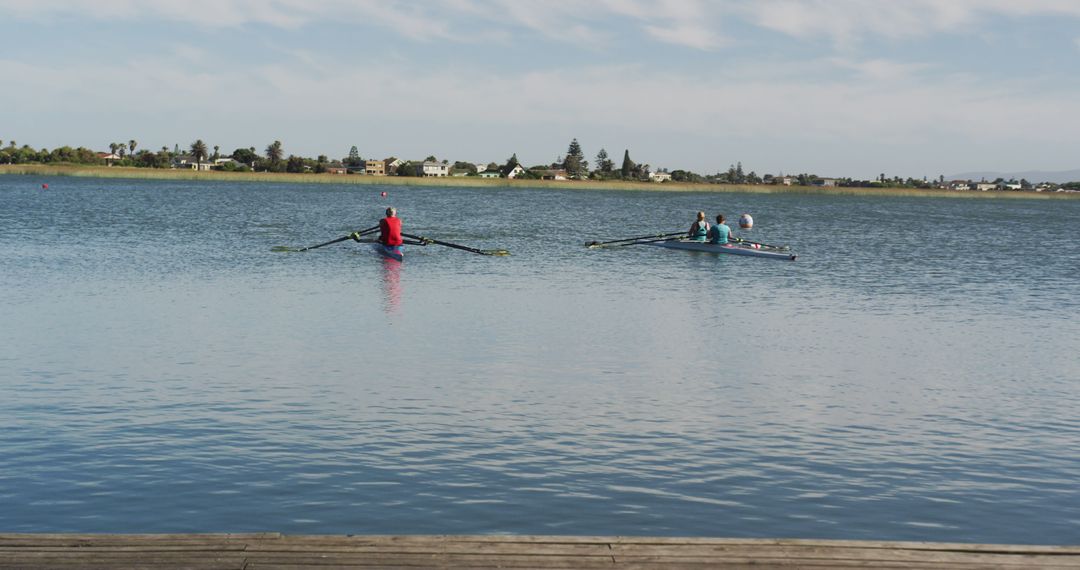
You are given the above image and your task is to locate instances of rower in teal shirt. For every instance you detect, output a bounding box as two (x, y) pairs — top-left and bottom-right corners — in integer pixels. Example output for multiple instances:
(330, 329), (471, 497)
(688, 211), (710, 241)
(707, 214), (733, 244)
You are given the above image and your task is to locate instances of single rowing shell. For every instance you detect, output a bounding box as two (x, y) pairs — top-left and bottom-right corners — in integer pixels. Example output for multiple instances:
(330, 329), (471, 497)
(646, 239), (796, 261)
(372, 243), (404, 262)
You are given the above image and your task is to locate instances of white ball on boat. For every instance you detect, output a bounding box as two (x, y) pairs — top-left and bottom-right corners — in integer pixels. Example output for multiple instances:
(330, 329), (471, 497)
(739, 213), (753, 229)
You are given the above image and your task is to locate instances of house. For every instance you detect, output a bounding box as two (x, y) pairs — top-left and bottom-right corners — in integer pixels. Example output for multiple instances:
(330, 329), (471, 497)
(213, 158), (240, 169)
(383, 157), (403, 175)
(949, 181), (972, 191)
(774, 176), (793, 186)
(533, 168), (569, 180)
(999, 182), (1022, 191)
(503, 164), (526, 179)
(649, 171), (672, 183)
(365, 159), (386, 176)
(326, 167), (348, 175)
(173, 155), (214, 171)
(976, 183), (996, 191)
(417, 161), (449, 177)
(479, 170), (501, 178)
(97, 152), (121, 166)
(813, 178), (837, 187)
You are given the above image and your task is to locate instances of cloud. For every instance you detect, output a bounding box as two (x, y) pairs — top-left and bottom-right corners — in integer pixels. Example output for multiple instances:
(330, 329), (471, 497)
(8, 0), (1080, 53)
(5, 50), (1077, 152)
(741, 0), (1080, 46)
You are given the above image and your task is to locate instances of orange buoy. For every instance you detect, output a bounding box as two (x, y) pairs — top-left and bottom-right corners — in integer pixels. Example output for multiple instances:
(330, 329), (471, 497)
(739, 213), (753, 229)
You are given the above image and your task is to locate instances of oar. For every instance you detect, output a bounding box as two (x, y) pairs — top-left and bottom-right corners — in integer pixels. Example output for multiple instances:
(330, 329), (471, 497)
(295, 225), (379, 252)
(401, 232), (509, 256)
(610, 235), (685, 247)
(586, 231), (684, 248)
(731, 237), (789, 251)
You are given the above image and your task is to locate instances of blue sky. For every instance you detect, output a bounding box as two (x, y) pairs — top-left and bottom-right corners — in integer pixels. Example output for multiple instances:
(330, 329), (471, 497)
(2, 0), (1079, 178)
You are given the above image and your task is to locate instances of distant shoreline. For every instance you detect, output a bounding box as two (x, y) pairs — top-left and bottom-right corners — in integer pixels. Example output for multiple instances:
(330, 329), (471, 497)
(3, 164), (1076, 200)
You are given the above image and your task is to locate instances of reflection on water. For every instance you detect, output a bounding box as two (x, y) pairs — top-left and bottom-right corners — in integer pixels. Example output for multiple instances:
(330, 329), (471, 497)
(0, 177), (1078, 542)
(380, 256), (403, 314)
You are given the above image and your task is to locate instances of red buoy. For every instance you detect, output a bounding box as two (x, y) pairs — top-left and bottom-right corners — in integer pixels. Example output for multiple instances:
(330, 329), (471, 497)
(381, 191), (388, 197)
(42, 183), (49, 189)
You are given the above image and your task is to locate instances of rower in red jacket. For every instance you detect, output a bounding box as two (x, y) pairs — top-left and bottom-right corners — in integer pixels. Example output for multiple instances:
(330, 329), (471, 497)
(379, 207), (403, 246)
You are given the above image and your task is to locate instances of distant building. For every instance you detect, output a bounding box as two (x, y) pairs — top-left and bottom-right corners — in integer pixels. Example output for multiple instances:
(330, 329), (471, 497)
(532, 168), (569, 180)
(417, 161), (449, 177)
(649, 171), (672, 183)
(97, 152), (121, 166)
(976, 183), (996, 191)
(173, 155), (214, 171)
(365, 159), (386, 176)
(503, 164), (526, 179)
(326, 166), (348, 175)
(813, 178), (837, 187)
(949, 180), (972, 191)
(479, 170), (501, 178)
(213, 158), (240, 169)
(774, 176), (793, 186)
(383, 157), (403, 175)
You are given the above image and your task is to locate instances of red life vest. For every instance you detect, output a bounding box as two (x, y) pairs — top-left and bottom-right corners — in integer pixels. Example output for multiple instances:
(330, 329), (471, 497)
(379, 216), (403, 246)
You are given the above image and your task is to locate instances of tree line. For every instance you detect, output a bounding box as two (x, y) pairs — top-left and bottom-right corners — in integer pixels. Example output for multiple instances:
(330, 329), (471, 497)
(4, 136), (1069, 189)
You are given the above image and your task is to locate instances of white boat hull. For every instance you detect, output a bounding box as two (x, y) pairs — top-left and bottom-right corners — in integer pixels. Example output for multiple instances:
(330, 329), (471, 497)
(646, 239), (796, 260)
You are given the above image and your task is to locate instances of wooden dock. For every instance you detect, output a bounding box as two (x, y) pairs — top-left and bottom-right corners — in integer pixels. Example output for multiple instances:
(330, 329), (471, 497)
(2, 534), (1079, 569)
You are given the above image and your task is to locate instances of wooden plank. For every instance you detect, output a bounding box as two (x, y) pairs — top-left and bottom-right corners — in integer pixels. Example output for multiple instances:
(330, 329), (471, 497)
(1, 534), (1079, 570)
(611, 543), (1080, 564)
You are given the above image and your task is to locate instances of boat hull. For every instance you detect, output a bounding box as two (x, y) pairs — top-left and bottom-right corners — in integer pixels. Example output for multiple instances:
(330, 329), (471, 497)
(372, 243), (404, 262)
(646, 239), (796, 260)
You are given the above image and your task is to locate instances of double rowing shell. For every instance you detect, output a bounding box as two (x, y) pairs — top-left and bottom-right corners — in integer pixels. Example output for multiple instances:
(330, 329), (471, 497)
(646, 239), (796, 261)
(371, 243), (404, 262)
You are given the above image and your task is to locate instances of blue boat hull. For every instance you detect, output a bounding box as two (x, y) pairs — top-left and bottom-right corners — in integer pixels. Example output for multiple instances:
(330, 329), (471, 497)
(372, 243), (403, 262)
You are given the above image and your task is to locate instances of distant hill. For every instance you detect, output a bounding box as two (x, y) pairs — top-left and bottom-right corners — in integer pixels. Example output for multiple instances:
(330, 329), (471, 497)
(947, 169), (1080, 184)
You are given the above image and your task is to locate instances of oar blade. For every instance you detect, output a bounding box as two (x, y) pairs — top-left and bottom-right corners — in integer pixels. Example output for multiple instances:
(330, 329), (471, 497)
(586, 231), (683, 248)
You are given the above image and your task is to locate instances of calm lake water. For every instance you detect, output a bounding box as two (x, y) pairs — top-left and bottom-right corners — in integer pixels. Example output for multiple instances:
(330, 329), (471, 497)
(1, 176), (1078, 543)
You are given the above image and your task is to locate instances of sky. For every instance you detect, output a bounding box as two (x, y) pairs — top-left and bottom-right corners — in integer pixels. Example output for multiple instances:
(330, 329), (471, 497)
(2, 0), (1079, 179)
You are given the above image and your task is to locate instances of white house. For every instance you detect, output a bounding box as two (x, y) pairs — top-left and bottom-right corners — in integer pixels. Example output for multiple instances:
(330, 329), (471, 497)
(418, 161), (449, 177)
(949, 181), (971, 191)
(213, 158), (240, 169)
(173, 156), (214, 171)
(533, 168), (569, 180)
(383, 157), (403, 175)
(479, 170), (501, 178)
(649, 171), (672, 183)
(976, 183), (996, 191)
(504, 164), (526, 179)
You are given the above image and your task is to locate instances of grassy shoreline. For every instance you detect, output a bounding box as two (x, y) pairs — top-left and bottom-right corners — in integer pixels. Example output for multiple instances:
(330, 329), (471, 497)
(3, 163), (1076, 200)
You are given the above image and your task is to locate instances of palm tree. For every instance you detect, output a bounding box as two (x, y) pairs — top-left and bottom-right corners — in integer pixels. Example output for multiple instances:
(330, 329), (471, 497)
(190, 139), (208, 169)
(265, 140), (283, 164)
(129, 140), (137, 156)
(212, 145), (220, 160)
(109, 142), (119, 155)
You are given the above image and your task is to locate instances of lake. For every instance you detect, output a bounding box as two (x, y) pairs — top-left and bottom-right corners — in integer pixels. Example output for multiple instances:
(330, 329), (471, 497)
(1, 176), (1078, 543)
